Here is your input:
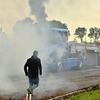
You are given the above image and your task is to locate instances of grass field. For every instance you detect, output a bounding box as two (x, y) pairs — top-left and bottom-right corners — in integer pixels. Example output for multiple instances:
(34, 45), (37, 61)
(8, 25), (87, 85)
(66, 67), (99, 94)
(68, 89), (100, 100)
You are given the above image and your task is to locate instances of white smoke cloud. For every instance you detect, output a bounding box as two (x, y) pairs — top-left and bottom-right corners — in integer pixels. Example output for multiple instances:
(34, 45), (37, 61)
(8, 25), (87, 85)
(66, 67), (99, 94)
(0, 0), (74, 97)
(0, 18), (50, 94)
(0, 17), (70, 96)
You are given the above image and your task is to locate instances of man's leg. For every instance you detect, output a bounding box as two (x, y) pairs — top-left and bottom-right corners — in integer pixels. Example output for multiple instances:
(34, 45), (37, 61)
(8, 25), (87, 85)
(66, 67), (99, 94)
(27, 77), (33, 94)
(30, 77), (39, 93)
(28, 77), (33, 88)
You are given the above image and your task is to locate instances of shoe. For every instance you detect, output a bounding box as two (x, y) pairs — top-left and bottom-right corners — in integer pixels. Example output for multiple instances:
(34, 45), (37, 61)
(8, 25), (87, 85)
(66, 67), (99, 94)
(27, 88), (32, 94)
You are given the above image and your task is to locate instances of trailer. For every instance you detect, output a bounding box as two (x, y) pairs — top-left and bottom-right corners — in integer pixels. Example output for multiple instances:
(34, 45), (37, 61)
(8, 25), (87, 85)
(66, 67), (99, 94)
(73, 42), (100, 68)
(81, 42), (100, 68)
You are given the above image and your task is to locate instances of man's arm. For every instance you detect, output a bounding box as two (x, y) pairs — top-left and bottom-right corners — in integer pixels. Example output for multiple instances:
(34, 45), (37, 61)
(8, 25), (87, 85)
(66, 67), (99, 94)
(38, 59), (42, 75)
(24, 60), (28, 76)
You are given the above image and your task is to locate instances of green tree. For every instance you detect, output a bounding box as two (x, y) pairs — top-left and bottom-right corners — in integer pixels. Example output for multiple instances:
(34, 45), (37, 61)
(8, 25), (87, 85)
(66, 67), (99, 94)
(49, 20), (70, 36)
(94, 27), (99, 42)
(33, 19), (70, 36)
(98, 28), (100, 40)
(88, 28), (94, 42)
(88, 27), (100, 42)
(74, 27), (86, 42)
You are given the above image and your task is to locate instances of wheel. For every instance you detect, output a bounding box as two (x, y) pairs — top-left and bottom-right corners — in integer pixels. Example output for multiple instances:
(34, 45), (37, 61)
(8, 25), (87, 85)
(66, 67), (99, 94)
(57, 61), (62, 70)
(78, 60), (82, 68)
(56, 61), (62, 71)
(71, 56), (83, 70)
(77, 56), (83, 69)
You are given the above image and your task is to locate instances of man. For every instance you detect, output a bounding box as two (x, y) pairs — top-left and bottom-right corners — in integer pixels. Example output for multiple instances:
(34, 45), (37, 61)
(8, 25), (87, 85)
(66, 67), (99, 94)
(24, 50), (42, 94)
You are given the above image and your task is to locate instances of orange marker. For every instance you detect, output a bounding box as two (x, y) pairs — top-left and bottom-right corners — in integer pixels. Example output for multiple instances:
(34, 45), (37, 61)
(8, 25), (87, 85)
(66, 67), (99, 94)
(22, 97), (26, 100)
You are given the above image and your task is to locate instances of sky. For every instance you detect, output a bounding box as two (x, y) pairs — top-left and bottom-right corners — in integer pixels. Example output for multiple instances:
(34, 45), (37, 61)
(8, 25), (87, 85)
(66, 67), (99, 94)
(0, 0), (100, 41)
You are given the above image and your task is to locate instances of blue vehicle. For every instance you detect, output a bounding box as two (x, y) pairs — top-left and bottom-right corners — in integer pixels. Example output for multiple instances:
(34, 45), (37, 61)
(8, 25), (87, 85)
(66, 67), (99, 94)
(45, 28), (84, 72)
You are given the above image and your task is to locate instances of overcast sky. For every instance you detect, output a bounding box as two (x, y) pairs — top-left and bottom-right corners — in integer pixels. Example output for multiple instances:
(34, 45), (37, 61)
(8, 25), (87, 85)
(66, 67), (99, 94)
(0, 0), (100, 42)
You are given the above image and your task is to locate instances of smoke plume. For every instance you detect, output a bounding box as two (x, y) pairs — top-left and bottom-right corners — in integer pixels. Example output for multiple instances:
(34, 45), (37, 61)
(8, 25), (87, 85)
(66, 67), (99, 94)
(28, 0), (48, 22)
(0, 0), (71, 97)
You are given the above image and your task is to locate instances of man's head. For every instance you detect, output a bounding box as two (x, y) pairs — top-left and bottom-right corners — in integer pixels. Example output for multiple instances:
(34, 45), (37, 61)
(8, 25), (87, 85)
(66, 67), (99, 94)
(33, 50), (38, 56)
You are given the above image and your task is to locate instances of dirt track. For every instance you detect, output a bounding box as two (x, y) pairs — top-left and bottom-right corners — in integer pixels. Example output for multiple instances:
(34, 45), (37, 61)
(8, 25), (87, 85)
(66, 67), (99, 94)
(1, 67), (100, 100)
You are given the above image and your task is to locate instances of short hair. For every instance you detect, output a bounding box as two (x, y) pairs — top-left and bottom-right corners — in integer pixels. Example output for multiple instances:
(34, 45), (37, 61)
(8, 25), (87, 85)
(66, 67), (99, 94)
(33, 50), (38, 56)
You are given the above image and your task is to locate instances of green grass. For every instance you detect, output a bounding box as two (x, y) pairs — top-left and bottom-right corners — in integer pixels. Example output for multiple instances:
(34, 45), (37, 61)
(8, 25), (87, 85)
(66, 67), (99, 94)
(68, 89), (100, 100)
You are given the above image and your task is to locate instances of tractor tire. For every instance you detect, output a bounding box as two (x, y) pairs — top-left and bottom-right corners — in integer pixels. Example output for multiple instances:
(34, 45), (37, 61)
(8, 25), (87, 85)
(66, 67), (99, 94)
(77, 56), (83, 69)
(56, 61), (62, 71)
(71, 56), (83, 70)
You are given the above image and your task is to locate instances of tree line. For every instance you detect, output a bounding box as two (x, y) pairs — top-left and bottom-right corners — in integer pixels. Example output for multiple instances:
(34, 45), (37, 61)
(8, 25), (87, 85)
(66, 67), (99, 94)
(13, 17), (70, 36)
(14, 17), (99, 43)
(74, 27), (100, 43)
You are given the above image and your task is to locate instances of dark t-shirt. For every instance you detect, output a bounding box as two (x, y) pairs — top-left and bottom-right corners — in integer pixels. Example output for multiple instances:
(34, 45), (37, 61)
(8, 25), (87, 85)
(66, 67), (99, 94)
(24, 55), (42, 78)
